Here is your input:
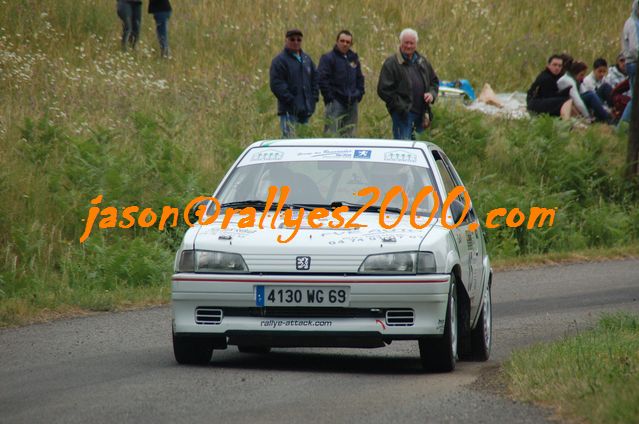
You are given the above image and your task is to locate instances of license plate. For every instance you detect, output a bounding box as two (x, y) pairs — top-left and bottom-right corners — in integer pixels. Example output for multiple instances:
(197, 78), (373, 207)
(255, 286), (350, 307)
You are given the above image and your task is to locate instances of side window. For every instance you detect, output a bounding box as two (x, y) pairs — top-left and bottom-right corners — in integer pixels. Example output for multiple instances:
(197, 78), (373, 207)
(435, 158), (457, 197)
(432, 150), (476, 223)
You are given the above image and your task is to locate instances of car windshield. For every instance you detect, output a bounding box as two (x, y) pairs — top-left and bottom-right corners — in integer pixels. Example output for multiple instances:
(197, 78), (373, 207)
(215, 158), (440, 215)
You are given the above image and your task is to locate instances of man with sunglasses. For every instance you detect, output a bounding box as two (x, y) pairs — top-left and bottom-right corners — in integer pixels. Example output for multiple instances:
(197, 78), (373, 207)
(270, 29), (319, 138)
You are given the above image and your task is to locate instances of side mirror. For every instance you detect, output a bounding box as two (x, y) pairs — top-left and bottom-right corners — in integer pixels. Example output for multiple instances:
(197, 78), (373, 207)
(449, 199), (466, 223)
(188, 199), (210, 225)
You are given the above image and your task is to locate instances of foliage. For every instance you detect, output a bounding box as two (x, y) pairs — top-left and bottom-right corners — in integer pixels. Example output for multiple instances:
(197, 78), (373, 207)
(0, 0), (636, 324)
(506, 313), (639, 424)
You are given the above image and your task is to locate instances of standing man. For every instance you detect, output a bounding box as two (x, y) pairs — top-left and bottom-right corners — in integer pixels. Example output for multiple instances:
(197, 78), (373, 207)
(619, 0), (639, 124)
(148, 0), (172, 58)
(377, 28), (439, 140)
(318, 30), (365, 137)
(270, 29), (319, 138)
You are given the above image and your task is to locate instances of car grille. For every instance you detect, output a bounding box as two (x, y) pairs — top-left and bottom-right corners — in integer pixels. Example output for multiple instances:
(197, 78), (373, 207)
(385, 309), (415, 326)
(195, 307), (223, 325)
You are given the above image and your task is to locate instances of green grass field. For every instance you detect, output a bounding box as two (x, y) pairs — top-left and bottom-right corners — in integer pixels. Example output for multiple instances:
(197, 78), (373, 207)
(506, 313), (639, 424)
(0, 1), (637, 325)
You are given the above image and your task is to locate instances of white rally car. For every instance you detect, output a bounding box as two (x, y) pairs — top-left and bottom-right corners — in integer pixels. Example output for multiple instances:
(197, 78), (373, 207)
(172, 139), (492, 372)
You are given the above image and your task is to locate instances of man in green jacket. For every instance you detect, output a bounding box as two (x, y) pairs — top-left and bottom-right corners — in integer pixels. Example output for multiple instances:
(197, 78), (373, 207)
(377, 28), (439, 140)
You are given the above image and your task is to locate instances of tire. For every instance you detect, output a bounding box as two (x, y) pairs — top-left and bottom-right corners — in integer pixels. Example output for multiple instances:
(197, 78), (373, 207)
(419, 277), (458, 372)
(470, 282), (492, 361)
(173, 332), (213, 365)
(238, 346), (272, 354)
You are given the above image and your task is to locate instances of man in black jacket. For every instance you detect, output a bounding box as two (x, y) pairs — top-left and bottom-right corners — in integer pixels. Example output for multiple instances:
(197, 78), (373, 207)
(318, 30), (365, 137)
(526, 54), (572, 118)
(269, 29), (319, 138)
(377, 28), (439, 140)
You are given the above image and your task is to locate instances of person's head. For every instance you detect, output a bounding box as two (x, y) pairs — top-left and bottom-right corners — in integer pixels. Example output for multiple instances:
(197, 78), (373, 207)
(399, 28), (418, 57)
(570, 61), (588, 82)
(559, 53), (573, 75)
(616, 52), (627, 73)
(335, 30), (353, 55)
(285, 29), (303, 53)
(592, 58), (608, 81)
(546, 54), (563, 76)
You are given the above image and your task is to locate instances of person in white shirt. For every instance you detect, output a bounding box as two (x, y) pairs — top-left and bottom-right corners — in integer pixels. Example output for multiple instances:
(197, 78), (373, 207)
(558, 61), (612, 123)
(581, 59), (609, 96)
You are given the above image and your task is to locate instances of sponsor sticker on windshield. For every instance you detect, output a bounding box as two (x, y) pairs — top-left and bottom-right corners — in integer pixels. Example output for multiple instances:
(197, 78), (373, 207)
(354, 149), (372, 159)
(239, 147), (429, 167)
(384, 150), (418, 163)
(250, 150), (284, 162)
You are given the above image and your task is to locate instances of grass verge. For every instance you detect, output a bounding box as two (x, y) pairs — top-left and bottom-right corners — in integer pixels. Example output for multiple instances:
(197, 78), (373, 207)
(505, 313), (639, 424)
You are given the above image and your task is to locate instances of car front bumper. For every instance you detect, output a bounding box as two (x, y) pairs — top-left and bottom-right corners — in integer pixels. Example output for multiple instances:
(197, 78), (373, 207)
(172, 274), (451, 344)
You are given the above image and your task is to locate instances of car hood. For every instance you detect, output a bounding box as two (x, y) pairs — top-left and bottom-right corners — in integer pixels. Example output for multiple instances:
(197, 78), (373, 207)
(192, 212), (438, 273)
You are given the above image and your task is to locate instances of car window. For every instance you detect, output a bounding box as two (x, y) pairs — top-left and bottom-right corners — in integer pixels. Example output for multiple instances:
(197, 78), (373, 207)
(432, 150), (476, 222)
(216, 159), (438, 214)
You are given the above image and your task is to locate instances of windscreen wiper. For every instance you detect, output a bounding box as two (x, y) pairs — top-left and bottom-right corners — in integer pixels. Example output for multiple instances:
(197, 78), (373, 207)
(327, 201), (405, 214)
(219, 200), (282, 210)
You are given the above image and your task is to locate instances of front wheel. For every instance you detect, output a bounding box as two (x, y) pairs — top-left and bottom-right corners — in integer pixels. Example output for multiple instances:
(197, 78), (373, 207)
(470, 282), (492, 361)
(419, 277), (458, 372)
(173, 332), (213, 365)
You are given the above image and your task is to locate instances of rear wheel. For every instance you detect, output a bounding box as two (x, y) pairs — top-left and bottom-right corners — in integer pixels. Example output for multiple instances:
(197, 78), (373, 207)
(173, 331), (213, 365)
(470, 282), (492, 361)
(238, 346), (272, 354)
(419, 277), (458, 372)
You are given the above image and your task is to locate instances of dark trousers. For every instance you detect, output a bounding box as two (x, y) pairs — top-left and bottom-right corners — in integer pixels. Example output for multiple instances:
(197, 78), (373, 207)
(152, 11), (171, 57)
(117, 1), (142, 50)
(582, 91), (612, 123)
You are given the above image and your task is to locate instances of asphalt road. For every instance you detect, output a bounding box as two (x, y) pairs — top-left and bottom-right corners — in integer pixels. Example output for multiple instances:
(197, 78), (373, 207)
(1, 259), (638, 424)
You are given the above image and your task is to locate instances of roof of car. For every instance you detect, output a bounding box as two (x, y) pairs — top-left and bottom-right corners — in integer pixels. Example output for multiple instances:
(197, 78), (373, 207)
(252, 138), (438, 150)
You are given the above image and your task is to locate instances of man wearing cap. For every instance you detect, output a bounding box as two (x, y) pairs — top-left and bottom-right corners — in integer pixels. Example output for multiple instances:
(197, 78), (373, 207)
(377, 28), (439, 140)
(317, 30), (365, 137)
(270, 29), (319, 138)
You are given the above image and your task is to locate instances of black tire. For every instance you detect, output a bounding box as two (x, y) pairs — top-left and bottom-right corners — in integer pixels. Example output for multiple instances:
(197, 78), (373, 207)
(173, 332), (213, 365)
(419, 277), (458, 372)
(238, 346), (272, 354)
(470, 282), (492, 361)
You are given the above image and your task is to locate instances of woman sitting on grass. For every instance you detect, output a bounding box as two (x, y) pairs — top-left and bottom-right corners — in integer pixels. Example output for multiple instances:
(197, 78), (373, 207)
(557, 61), (609, 123)
(527, 54), (573, 120)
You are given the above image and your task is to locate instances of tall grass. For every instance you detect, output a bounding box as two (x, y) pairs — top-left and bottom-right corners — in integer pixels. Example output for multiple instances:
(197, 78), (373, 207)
(0, 1), (636, 324)
(506, 313), (639, 424)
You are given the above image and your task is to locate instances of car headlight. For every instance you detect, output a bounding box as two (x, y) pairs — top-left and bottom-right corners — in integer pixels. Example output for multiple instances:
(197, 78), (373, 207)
(176, 250), (248, 273)
(358, 252), (437, 274)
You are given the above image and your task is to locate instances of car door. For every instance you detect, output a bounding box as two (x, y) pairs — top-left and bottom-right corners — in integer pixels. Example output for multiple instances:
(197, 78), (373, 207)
(438, 151), (484, 304)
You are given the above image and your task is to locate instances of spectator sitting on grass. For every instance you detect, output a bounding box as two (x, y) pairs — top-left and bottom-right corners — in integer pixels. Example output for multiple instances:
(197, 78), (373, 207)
(526, 54), (573, 120)
(581, 58), (612, 106)
(603, 53), (629, 100)
(558, 61), (612, 123)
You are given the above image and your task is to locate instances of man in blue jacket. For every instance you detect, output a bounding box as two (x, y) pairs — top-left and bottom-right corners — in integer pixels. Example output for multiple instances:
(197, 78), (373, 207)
(269, 29), (319, 138)
(318, 30), (365, 137)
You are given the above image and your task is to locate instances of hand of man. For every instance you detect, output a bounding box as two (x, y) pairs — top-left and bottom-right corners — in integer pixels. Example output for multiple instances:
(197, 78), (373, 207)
(424, 93), (434, 104)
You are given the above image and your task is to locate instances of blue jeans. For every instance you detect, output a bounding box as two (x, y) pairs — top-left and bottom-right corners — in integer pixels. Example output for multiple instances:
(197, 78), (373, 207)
(153, 11), (171, 57)
(582, 91), (612, 123)
(279, 114), (309, 138)
(621, 62), (636, 123)
(391, 111), (424, 140)
(117, 1), (142, 50)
